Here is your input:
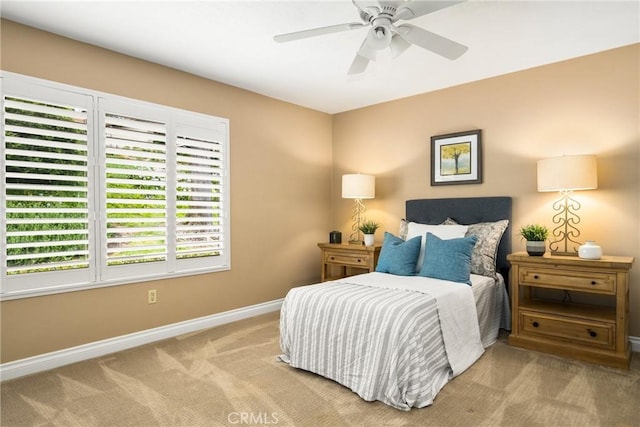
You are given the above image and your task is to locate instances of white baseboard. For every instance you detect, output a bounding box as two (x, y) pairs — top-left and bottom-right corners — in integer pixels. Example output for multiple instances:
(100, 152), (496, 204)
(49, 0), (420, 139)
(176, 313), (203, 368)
(0, 298), (283, 382)
(630, 335), (640, 353)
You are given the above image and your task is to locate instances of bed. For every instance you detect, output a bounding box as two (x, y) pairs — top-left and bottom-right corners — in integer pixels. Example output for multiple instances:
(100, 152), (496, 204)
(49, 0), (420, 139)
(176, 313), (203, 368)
(279, 197), (512, 411)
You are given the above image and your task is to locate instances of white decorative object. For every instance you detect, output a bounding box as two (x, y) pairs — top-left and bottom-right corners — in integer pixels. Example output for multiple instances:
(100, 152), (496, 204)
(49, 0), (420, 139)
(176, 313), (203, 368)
(364, 234), (375, 246)
(579, 241), (602, 260)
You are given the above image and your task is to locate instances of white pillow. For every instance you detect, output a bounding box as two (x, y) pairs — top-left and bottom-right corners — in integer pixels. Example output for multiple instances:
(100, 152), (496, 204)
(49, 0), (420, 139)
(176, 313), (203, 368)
(405, 222), (469, 272)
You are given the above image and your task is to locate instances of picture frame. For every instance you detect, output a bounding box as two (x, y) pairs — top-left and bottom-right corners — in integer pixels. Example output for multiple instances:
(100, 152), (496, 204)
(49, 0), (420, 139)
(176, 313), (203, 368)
(430, 129), (482, 186)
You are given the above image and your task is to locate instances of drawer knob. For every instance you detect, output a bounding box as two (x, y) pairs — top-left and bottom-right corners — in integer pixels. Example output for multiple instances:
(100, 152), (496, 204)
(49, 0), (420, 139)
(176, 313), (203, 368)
(357, 259), (361, 263)
(532, 321), (539, 328)
(588, 330), (597, 338)
(330, 257), (335, 260)
(590, 281), (597, 285)
(533, 275), (539, 279)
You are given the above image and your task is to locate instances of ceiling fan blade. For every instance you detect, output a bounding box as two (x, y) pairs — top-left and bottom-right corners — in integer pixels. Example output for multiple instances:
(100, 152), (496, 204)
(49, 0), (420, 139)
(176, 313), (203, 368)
(395, 0), (466, 20)
(352, 0), (380, 15)
(389, 33), (411, 58)
(396, 24), (468, 60)
(358, 37), (378, 61)
(348, 39), (373, 74)
(348, 53), (370, 75)
(274, 22), (365, 43)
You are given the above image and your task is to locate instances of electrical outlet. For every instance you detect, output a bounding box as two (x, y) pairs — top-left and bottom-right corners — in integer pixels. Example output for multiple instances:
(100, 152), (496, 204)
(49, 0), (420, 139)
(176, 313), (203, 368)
(148, 289), (157, 304)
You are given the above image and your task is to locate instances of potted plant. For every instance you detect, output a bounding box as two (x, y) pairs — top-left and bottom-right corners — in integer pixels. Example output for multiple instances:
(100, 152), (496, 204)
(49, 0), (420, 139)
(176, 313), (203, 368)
(359, 220), (380, 246)
(519, 224), (549, 256)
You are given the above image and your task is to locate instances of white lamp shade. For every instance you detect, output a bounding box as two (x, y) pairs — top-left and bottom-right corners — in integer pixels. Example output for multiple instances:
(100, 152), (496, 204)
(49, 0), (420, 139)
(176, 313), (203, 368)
(342, 174), (375, 199)
(366, 25), (392, 50)
(537, 155), (598, 192)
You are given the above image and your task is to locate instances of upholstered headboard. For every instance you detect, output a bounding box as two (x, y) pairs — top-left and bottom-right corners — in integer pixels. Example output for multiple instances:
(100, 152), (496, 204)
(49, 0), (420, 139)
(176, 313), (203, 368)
(405, 197), (513, 281)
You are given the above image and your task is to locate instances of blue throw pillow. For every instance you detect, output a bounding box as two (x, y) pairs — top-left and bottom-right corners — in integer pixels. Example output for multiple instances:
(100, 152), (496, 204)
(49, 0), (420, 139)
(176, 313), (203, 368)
(375, 232), (422, 276)
(419, 232), (478, 285)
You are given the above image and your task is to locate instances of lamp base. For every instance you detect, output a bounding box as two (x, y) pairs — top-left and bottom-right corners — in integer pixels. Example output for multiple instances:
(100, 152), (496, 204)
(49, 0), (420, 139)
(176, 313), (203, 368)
(348, 198), (366, 244)
(549, 190), (584, 255)
(550, 250), (579, 257)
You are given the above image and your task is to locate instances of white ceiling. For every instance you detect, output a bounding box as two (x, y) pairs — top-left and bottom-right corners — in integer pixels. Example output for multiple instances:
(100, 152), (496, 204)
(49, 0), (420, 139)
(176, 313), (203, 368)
(2, 0), (638, 114)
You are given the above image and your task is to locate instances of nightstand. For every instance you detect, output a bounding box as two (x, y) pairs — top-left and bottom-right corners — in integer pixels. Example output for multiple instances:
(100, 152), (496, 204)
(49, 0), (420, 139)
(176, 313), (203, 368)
(317, 243), (382, 282)
(508, 252), (634, 369)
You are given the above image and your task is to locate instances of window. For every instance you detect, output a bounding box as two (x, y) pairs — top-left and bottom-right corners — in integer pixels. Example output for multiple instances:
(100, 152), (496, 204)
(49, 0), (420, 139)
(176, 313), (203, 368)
(1, 74), (230, 298)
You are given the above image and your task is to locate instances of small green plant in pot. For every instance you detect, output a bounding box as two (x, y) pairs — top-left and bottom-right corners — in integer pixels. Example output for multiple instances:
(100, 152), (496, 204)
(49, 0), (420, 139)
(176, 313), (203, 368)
(519, 224), (549, 256)
(359, 220), (380, 246)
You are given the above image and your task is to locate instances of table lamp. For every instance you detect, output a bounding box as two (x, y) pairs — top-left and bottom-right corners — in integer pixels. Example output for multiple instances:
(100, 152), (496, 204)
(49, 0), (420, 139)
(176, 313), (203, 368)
(342, 174), (375, 244)
(537, 154), (597, 255)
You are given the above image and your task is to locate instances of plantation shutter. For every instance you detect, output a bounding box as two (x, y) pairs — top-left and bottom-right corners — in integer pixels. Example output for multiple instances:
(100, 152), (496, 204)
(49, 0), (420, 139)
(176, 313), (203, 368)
(2, 74), (230, 298)
(175, 124), (227, 269)
(100, 99), (168, 280)
(2, 81), (95, 294)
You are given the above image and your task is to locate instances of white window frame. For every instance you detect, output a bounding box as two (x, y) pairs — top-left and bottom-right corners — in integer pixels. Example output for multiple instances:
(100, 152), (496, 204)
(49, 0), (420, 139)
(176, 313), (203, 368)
(1, 72), (230, 300)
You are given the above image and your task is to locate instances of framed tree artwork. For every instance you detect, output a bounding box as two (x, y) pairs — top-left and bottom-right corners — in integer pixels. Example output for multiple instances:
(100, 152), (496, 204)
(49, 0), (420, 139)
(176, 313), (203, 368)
(430, 129), (482, 186)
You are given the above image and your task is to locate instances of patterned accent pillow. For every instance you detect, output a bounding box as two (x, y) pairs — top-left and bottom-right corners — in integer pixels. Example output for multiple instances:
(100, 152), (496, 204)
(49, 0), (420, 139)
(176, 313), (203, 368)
(443, 218), (509, 278)
(399, 219), (409, 240)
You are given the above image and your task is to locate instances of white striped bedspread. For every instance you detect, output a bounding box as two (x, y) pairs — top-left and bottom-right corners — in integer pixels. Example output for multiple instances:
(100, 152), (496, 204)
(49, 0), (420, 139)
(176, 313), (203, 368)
(279, 272), (495, 411)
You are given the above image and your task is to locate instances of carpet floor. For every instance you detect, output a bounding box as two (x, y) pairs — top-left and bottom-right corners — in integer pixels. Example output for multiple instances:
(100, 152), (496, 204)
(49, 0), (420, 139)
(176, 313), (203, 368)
(1, 311), (639, 426)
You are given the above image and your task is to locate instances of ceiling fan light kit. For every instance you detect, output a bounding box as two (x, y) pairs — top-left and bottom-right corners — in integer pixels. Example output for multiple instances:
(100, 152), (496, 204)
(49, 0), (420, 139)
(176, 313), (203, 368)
(390, 34), (411, 58)
(274, 0), (469, 74)
(367, 20), (393, 50)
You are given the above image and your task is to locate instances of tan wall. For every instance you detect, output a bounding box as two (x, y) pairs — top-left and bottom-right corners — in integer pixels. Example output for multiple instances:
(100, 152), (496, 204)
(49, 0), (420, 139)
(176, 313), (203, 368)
(332, 44), (640, 336)
(0, 20), (333, 362)
(2, 20), (638, 363)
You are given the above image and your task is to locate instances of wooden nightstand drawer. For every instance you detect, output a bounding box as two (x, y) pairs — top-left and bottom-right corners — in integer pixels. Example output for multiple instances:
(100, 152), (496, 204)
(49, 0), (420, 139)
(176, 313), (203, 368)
(324, 251), (369, 268)
(519, 310), (614, 349)
(520, 267), (616, 294)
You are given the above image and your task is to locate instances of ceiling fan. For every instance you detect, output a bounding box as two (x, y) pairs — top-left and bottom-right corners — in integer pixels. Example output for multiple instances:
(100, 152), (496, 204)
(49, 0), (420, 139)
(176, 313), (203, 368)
(274, 0), (469, 74)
